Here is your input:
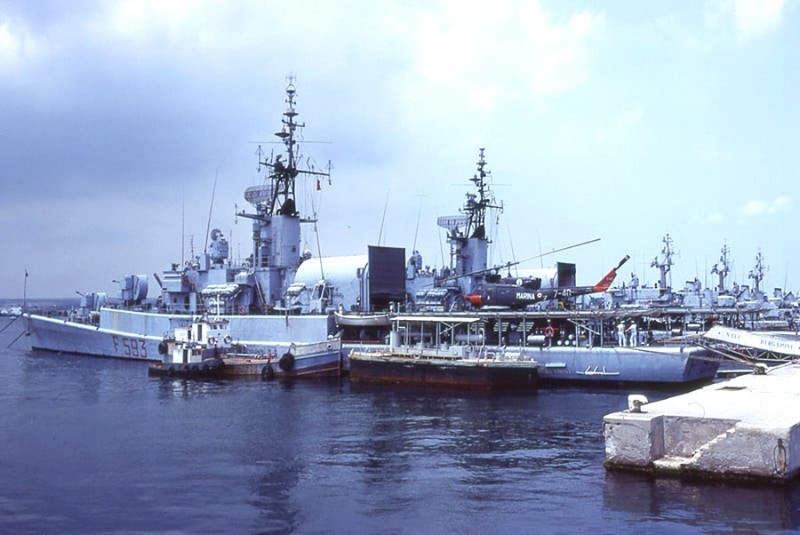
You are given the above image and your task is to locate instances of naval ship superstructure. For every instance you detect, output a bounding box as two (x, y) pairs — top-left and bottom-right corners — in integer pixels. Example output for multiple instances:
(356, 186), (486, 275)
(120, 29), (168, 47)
(407, 148), (501, 311)
(405, 148), (603, 314)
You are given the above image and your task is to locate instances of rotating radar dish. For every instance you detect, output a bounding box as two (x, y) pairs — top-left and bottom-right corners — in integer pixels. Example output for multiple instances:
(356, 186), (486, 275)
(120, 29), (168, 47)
(437, 215), (468, 232)
(244, 185), (272, 206)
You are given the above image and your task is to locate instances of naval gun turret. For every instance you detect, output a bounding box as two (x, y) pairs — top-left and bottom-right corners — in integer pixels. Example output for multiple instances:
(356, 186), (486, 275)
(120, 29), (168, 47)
(119, 274), (148, 307)
(208, 229), (229, 266)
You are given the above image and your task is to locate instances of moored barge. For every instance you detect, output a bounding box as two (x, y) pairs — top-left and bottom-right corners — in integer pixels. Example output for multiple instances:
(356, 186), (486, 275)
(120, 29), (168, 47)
(349, 347), (538, 389)
(348, 314), (538, 389)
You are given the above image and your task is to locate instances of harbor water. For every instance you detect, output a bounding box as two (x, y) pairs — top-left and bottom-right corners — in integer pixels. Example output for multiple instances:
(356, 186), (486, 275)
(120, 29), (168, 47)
(1, 315), (799, 533)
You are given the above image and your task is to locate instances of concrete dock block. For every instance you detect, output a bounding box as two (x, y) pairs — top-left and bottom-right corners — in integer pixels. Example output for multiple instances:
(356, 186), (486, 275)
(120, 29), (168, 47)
(690, 422), (799, 480)
(603, 363), (800, 483)
(604, 413), (664, 468)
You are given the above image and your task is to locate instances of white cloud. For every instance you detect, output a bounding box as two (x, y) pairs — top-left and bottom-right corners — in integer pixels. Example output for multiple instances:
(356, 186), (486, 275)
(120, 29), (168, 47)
(411, 1), (603, 110)
(0, 17), (44, 75)
(707, 213), (724, 223)
(772, 195), (791, 211)
(744, 199), (767, 215)
(0, 21), (19, 67)
(743, 196), (791, 216)
(722, 0), (785, 39)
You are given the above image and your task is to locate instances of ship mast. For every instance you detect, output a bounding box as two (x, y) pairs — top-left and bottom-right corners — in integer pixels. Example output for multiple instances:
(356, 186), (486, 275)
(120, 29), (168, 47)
(651, 234), (674, 291)
(464, 148), (499, 240)
(748, 249), (766, 294)
(253, 79), (329, 218)
(711, 243), (731, 293)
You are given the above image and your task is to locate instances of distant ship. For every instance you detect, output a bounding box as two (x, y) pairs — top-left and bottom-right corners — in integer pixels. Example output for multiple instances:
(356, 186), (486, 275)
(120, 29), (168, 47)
(602, 237), (798, 331)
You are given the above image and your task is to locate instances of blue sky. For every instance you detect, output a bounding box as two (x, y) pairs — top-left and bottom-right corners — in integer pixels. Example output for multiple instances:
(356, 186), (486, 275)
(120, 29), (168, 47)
(1, 0), (797, 298)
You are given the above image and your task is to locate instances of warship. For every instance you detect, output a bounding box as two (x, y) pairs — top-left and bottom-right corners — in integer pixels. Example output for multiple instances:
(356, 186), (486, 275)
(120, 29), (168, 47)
(338, 150), (721, 386)
(27, 80), (406, 367)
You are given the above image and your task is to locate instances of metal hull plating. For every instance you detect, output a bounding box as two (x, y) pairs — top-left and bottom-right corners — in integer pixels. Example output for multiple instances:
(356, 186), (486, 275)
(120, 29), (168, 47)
(349, 352), (538, 390)
(27, 314), (163, 361)
(528, 345), (719, 385)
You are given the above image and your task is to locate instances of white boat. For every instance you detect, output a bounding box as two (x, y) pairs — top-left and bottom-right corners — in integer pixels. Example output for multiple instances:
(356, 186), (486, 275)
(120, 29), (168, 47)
(148, 316), (232, 376)
(334, 311), (391, 328)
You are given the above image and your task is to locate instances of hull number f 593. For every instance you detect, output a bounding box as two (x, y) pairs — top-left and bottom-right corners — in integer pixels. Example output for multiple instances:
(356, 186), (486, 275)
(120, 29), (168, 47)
(112, 335), (148, 359)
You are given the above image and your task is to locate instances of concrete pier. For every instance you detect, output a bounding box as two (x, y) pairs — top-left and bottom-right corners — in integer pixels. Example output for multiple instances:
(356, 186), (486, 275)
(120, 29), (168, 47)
(603, 363), (800, 483)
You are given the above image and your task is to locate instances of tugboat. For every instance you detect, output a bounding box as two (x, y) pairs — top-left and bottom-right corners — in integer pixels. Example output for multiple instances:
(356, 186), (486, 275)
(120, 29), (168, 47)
(148, 316), (229, 377)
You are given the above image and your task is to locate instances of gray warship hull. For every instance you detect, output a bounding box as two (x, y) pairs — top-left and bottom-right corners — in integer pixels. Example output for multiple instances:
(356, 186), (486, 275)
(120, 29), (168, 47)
(27, 313), (164, 361)
(27, 308), (335, 362)
(529, 345), (718, 385)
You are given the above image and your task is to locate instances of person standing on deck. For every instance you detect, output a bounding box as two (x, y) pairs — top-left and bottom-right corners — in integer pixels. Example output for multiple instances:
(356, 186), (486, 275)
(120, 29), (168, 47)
(627, 322), (638, 347)
(617, 321), (626, 347)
